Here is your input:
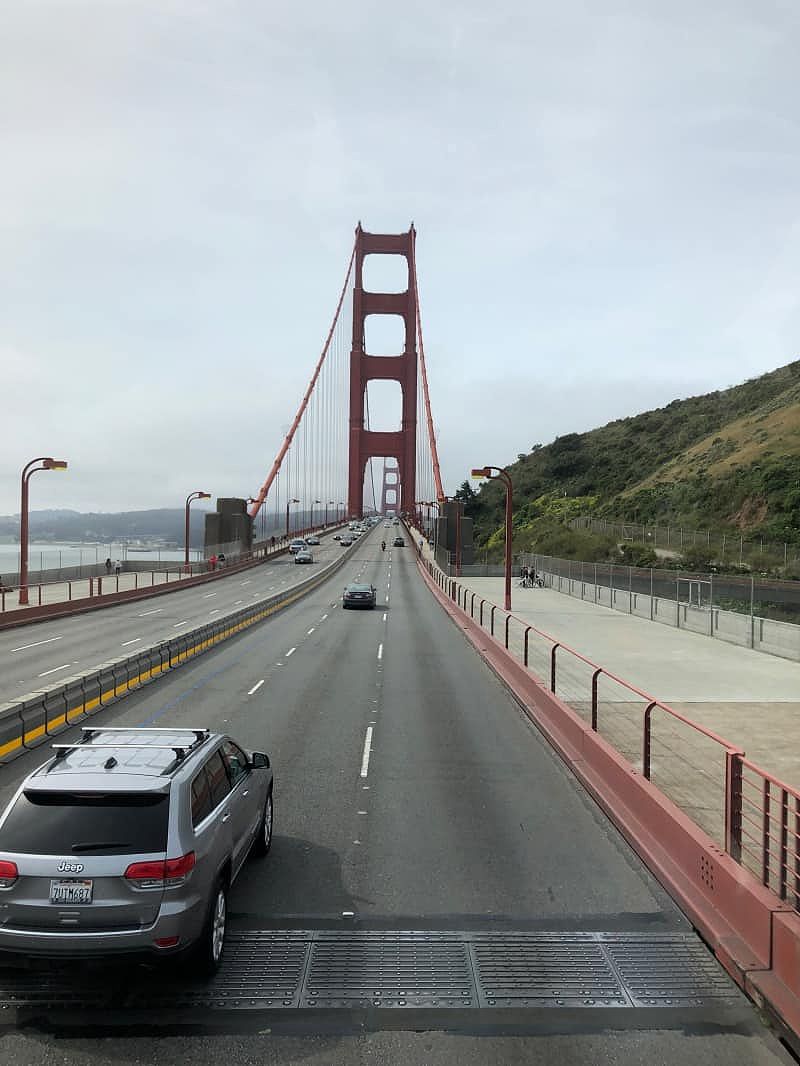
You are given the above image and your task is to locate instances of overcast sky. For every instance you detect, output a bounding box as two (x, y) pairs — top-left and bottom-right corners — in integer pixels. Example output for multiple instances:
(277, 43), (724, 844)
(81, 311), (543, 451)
(2, 0), (799, 515)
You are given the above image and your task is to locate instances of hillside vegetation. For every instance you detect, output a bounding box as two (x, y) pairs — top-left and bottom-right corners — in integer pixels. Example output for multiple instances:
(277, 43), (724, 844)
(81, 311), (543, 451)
(462, 360), (800, 566)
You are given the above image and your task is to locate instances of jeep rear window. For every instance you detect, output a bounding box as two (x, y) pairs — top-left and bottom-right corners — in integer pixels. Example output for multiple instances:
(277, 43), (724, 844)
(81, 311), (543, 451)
(0, 791), (169, 855)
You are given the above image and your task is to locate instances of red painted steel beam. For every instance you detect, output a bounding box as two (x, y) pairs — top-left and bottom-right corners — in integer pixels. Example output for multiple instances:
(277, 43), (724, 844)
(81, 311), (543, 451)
(348, 224), (417, 518)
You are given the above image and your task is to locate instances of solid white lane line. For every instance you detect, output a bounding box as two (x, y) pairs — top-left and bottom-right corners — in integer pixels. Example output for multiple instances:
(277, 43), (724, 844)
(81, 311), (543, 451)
(286, 647), (296, 657)
(138, 608), (163, 617)
(202, 593), (216, 599)
(248, 679), (265, 695)
(377, 643), (383, 661)
(120, 637), (141, 646)
(383, 613), (387, 622)
(307, 628), (315, 635)
(11, 636), (62, 653)
(38, 663), (70, 677)
(360, 727), (373, 778)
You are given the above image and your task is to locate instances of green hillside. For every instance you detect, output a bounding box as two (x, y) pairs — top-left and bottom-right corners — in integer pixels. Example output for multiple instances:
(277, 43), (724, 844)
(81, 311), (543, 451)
(462, 360), (800, 564)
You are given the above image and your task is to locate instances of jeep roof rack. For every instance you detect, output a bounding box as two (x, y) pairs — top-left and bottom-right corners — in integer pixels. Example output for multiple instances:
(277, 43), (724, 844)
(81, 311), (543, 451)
(49, 727), (211, 767)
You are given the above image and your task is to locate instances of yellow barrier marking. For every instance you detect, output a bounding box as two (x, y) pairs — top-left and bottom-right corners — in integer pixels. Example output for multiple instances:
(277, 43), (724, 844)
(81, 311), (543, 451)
(0, 736), (23, 758)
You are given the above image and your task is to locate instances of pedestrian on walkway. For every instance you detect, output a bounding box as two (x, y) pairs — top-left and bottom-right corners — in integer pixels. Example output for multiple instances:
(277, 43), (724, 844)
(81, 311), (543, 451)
(104, 557), (112, 574)
(114, 560), (122, 575)
(209, 553), (218, 571)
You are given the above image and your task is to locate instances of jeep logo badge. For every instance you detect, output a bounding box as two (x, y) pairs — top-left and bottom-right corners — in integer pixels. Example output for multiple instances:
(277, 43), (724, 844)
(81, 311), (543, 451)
(57, 861), (84, 874)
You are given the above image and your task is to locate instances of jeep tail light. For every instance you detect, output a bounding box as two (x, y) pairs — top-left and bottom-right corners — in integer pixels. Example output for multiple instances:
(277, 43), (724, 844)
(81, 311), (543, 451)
(0, 860), (18, 888)
(124, 852), (195, 889)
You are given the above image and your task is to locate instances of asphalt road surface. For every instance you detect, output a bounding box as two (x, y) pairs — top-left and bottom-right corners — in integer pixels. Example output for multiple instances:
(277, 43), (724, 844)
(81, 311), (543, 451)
(0, 534), (793, 1066)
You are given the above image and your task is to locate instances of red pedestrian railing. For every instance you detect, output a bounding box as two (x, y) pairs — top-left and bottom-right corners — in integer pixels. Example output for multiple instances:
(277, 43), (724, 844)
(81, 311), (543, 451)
(423, 557), (800, 914)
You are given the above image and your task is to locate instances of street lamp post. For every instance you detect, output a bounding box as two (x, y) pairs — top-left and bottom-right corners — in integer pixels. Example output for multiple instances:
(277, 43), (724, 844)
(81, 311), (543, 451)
(326, 500), (334, 527)
(472, 465), (513, 611)
(286, 498), (299, 538)
(311, 499), (321, 531)
(19, 457), (68, 605)
(185, 491), (211, 568)
(338, 502), (344, 524)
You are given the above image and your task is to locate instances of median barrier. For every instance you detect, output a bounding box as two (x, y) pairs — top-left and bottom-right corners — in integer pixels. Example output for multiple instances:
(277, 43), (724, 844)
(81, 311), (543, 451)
(97, 664), (118, 707)
(20, 693), (48, 751)
(64, 677), (87, 725)
(43, 683), (69, 737)
(0, 704), (23, 764)
(82, 672), (102, 715)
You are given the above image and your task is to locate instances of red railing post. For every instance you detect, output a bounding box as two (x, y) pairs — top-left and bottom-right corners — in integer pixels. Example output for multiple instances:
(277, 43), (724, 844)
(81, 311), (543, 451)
(591, 668), (602, 731)
(779, 789), (789, 901)
(38, 584), (42, 606)
(480, 600), (485, 626)
(505, 614), (511, 649)
(725, 751), (743, 862)
(68, 581), (72, 601)
(550, 644), (559, 693)
(524, 626), (531, 667)
(490, 605), (496, 635)
(643, 701), (657, 779)
(470, 592), (475, 617)
(89, 577), (94, 597)
(762, 780), (771, 887)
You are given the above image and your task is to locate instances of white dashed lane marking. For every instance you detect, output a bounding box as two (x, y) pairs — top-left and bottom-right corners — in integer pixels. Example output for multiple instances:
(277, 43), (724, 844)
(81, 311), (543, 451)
(307, 628), (315, 635)
(202, 593), (216, 599)
(38, 663), (70, 677)
(360, 726), (373, 778)
(120, 637), (141, 646)
(248, 679), (265, 695)
(11, 636), (62, 653)
(138, 608), (163, 617)
(377, 643), (383, 661)
(286, 647), (296, 657)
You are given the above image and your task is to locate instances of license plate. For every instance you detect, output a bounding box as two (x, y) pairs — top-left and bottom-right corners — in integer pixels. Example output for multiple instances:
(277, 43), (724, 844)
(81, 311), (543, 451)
(50, 879), (93, 905)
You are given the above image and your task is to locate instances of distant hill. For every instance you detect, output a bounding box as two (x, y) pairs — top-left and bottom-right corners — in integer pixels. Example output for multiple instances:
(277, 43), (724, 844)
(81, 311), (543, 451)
(0, 508), (209, 547)
(462, 360), (800, 555)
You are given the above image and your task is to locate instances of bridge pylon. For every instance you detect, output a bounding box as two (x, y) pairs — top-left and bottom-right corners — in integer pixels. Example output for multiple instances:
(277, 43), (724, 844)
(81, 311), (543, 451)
(348, 225), (417, 519)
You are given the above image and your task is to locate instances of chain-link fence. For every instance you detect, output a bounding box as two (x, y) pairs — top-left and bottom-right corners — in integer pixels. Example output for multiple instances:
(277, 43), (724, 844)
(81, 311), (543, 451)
(570, 515), (800, 568)
(519, 553), (800, 662)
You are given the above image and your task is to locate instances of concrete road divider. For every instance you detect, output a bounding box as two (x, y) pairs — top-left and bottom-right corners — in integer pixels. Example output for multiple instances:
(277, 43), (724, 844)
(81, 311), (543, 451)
(0, 534), (359, 766)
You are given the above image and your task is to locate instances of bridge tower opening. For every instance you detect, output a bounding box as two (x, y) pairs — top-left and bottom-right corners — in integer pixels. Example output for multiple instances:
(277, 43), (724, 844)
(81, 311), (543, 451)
(348, 225), (417, 519)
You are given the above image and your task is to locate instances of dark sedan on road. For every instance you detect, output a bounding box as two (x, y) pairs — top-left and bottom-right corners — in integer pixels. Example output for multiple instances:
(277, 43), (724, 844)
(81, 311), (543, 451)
(393, 536), (405, 547)
(342, 583), (377, 609)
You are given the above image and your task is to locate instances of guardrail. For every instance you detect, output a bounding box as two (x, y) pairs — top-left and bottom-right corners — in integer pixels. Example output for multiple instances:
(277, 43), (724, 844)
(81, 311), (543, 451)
(0, 533), (359, 764)
(418, 550), (800, 1040)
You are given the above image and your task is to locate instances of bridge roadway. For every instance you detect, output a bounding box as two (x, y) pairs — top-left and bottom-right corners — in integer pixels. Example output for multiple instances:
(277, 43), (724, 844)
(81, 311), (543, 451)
(0, 532), (348, 706)
(0, 535), (792, 1065)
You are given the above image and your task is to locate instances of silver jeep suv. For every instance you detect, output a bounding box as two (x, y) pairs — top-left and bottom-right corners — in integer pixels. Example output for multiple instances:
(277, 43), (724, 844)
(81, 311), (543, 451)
(0, 726), (273, 973)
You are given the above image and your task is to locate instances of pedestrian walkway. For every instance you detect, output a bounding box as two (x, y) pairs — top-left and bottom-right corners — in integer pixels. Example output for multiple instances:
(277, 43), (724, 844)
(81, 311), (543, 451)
(438, 569), (800, 852)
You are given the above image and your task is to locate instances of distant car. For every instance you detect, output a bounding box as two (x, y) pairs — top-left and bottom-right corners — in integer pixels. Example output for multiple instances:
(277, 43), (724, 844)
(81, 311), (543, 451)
(0, 726), (273, 973)
(393, 536), (405, 547)
(288, 539), (307, 554)
(294, 549), (314, 564)
(305, 535), (321, 546)
(340, 535), (353, 547)
(333, 534), (341, 541)
(342, 582), (377, 609)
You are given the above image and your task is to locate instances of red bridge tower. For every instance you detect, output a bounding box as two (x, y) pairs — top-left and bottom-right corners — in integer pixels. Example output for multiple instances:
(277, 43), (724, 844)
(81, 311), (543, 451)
(348, 225), (417, 518)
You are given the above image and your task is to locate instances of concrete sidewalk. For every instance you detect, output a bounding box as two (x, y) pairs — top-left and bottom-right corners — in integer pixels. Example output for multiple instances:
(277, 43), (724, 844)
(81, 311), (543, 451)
(444, 569), (800, 852)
